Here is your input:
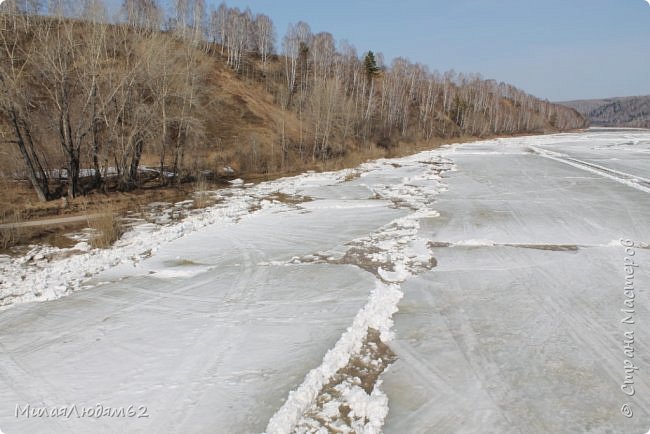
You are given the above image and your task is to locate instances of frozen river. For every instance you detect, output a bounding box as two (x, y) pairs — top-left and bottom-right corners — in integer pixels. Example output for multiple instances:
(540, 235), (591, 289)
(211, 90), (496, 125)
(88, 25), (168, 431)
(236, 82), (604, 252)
(0, 129), (649, 433)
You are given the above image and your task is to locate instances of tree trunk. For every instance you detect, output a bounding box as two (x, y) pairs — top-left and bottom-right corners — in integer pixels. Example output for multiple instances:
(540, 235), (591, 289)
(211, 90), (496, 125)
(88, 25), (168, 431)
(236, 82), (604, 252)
(9, 109), (50, 202)
(128, 137), (143, 187)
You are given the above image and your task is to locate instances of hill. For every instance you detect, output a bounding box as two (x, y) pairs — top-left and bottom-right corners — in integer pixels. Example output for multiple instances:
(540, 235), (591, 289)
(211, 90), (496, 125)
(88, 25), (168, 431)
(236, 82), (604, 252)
(559, 95), (650, 128)
(0, 1), (587, 206)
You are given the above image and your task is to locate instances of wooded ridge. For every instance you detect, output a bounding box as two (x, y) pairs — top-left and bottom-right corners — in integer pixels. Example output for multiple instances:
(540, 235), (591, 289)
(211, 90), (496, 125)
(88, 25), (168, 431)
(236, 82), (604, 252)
(560, 95), (650, 128)
(0, 0), (587, 202)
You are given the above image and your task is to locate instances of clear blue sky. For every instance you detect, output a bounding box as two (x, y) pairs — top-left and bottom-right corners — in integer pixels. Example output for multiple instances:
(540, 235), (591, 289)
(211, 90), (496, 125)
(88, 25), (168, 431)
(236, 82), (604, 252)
(108, 0), (650, 101)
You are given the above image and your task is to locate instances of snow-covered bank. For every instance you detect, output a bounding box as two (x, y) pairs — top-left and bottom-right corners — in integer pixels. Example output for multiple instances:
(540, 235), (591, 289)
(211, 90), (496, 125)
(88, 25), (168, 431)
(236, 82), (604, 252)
(0, 188), (259, 307)
(0, 166), (364, 309)
(0, 141), (457, 311)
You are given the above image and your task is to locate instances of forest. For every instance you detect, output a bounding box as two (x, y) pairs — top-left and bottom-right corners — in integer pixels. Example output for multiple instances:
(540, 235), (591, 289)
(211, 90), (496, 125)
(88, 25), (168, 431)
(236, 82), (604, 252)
(0, 0), (588, 202)
(561, 95), (650, 128)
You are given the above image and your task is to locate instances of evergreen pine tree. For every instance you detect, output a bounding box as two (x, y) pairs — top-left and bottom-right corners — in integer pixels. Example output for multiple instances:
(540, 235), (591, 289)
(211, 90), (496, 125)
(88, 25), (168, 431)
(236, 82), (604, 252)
(363, 50), (380, 80)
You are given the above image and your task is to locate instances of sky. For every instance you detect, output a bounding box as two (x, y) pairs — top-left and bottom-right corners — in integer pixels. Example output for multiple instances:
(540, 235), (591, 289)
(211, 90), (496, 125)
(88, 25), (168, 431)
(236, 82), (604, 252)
(107, 0), (650, 101)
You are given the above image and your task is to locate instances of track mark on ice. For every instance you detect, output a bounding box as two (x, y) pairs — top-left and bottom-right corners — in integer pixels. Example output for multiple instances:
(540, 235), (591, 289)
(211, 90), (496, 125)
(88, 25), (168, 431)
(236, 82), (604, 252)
(529, 146), (650, 193)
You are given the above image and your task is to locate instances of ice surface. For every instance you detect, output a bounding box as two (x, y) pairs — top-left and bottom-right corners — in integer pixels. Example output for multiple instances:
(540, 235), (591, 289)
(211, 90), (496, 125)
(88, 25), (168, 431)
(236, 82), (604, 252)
(383, 129), (650, 434)
(1, 129), (649, 433)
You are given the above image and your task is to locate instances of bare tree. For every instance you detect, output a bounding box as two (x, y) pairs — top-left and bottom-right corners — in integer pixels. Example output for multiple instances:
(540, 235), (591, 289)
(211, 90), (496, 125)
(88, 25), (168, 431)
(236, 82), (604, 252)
(30, 19), (91, 198)
(171, 0), (189, 38)
(251, 12), (274, 65)
(46, 0), (73, 17)
(209, 2), (227, 51)
(82, 0), (106, 24)
(0, 0), (42, 15)
(0, 14), (51, 200)
(282, 21), (312, 107)
(190, 0), (205, 47)
(221, 6), (251, 71)
(169, 43), (206, 183)
(122, 0), (161, 32)
(311, 32), (335, 82)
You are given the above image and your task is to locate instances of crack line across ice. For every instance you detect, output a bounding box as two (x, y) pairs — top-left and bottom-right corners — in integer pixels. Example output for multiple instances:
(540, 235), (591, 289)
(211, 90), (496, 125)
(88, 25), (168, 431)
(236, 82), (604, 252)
(265, 154), (456, 434)
(265, 282), (403, 434)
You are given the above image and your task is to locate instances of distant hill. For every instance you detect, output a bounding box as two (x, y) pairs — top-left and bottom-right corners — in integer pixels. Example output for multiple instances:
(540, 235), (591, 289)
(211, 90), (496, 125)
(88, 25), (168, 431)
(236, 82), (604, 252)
(559, 96), (650, 128)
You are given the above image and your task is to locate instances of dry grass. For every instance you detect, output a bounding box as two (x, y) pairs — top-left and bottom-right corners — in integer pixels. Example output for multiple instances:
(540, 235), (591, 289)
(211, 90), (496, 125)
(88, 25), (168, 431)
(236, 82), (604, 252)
(0, 184), (193, 252)
(0, 210), (24, 250)
(87, 207), (124, 249)
(192, 173), (213, 209)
